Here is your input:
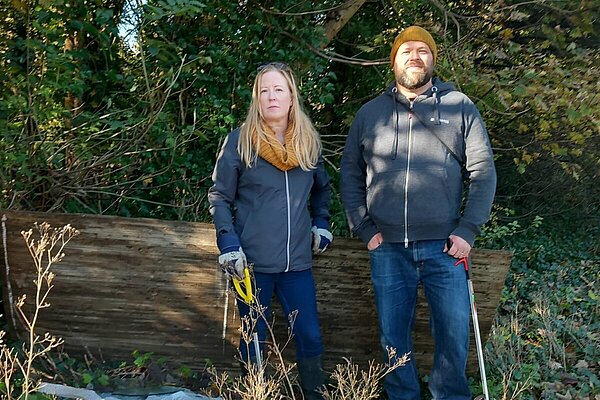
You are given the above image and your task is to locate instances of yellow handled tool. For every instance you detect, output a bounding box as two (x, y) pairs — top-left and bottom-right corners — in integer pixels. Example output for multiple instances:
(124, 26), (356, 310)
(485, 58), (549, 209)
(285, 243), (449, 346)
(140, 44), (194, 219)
(232, 267), (253, 304)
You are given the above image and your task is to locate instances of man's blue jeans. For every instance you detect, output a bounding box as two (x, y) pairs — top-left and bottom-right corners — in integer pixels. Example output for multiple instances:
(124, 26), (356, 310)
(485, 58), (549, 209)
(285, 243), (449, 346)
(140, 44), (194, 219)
(237, 269), (323, 362)
(370, 240), (471, 400)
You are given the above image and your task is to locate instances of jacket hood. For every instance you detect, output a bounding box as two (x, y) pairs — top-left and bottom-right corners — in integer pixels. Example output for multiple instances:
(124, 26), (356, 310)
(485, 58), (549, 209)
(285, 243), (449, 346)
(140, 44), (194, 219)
(385, 78), (457, 159)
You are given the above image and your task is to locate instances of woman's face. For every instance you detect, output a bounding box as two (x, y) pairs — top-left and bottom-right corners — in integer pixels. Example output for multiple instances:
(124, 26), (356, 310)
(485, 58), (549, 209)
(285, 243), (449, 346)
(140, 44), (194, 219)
(258, 70), (292, 126)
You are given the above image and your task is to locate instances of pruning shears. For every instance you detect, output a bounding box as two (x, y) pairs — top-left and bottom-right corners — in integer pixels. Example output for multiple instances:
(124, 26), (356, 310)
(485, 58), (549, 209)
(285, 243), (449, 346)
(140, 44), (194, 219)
(232, 267), (253, 304)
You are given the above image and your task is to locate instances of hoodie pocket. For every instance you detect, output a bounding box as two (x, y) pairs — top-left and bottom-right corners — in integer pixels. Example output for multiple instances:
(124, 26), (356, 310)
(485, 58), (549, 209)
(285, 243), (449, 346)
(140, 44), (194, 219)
(366, 170), (407, 227)
(408, 167), (458, 224)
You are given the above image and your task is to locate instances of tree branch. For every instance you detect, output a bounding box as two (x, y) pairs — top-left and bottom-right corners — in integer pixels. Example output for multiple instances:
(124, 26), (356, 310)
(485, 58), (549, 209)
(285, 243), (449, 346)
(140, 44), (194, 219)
(280, 30), (387, 66)
(321, 0), (369, 48)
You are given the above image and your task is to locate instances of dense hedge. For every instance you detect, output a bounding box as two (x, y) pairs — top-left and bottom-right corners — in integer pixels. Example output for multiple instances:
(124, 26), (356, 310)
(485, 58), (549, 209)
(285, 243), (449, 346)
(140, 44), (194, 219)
(1, 0), (598, 233)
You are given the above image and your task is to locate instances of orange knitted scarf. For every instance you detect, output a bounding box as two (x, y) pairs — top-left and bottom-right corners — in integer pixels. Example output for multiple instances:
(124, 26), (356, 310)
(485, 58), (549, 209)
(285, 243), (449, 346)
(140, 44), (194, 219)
(253, 124), (299, 171)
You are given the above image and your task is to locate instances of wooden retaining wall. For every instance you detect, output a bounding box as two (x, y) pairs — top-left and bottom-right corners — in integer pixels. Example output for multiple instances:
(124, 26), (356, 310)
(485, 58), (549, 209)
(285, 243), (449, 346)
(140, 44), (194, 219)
(0, 211), (512, 375)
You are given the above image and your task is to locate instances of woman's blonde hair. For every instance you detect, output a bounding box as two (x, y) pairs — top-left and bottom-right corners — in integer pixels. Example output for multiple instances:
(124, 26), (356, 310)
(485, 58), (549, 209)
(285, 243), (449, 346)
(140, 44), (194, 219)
(238, 63), (321, 170)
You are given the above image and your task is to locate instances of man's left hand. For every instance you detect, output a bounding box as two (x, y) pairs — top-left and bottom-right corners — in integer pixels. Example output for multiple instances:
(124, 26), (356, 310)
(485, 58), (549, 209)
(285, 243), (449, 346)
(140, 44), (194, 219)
(444, 234), (471, 259)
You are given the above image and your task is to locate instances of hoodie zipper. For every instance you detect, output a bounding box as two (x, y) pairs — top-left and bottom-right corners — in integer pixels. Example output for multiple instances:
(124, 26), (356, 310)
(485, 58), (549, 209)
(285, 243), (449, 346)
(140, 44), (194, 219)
(404, 100), (414, 248)
(284, 170), (291, 271)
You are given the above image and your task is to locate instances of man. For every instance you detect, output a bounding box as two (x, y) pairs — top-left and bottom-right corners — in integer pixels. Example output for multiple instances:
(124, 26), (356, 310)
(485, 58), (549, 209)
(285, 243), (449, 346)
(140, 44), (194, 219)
(340, 26), (496, 400)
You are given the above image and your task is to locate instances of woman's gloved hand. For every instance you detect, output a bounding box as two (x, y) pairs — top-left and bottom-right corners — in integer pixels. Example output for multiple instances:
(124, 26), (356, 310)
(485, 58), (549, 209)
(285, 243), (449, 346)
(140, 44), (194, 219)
(311, 217), (333, 254)
(218, 247), (247, 279)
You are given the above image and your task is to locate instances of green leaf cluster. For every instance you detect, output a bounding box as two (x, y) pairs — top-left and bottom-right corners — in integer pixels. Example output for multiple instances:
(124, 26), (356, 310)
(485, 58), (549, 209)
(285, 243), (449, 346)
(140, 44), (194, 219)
(482, 222), (599, 399)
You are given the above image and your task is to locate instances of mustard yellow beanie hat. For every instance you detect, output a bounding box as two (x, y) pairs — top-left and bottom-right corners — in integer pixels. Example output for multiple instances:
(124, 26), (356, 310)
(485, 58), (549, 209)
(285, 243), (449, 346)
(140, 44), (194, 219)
(390, 26), (437, 67)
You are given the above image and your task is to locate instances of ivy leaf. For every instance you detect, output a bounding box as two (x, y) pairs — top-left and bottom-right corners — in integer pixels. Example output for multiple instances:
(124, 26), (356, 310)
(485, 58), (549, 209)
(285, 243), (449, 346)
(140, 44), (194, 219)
(82, 372), (94, 385)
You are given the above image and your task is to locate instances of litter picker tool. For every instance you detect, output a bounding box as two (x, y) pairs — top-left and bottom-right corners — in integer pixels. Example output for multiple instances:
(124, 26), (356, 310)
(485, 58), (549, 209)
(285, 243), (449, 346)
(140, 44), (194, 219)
(455, 256), (490, 400)
(222, 280), (230, 340)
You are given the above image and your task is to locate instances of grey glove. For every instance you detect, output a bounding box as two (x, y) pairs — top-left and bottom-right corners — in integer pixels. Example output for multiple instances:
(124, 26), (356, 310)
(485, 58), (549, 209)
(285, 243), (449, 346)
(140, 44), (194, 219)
(218, 247), (247, 279)
(311, 226), (333, 254)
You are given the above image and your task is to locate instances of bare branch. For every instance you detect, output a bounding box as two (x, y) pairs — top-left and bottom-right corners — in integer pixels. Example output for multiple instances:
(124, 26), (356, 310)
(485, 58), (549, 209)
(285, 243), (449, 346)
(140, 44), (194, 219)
(280, 30), (387, 66)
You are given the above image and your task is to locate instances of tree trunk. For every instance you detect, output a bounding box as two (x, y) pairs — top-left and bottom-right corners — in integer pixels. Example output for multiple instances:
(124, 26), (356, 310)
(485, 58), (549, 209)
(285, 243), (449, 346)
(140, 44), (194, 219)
(321, 0), (368, 48)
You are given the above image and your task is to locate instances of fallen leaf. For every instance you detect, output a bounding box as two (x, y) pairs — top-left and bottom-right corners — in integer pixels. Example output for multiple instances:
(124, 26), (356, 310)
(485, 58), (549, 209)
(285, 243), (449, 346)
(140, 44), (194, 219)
(560, 373), (578, 386)
(548, 360), (563, 370)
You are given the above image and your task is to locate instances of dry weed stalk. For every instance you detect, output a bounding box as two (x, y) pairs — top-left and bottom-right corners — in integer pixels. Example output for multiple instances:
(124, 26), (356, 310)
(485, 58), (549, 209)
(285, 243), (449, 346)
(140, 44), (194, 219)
(322, 347), (408, 400)
(247, 307), (297, 398)
(208, 283), (407, 400)
(0, 222), (79, 400)
(208, 366), (285, 400)
(500, 363), (533, 400)
(533, 297), (565, 366)
(229, 363), (286, 400)
(0, 331), (17, 399)
(210, 294), (297, 400)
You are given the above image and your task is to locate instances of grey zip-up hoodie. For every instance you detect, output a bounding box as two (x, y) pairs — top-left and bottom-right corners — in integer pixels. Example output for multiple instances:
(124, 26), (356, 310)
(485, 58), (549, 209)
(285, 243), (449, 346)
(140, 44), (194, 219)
(340, 79), (496, 246)
(208, 128), (331, 273)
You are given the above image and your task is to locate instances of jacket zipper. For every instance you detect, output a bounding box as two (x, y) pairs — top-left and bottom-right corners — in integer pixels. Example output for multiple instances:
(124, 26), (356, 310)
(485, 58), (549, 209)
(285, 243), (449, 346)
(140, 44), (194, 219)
(284, 170), (291, 271)
(404, 101), (414, 248)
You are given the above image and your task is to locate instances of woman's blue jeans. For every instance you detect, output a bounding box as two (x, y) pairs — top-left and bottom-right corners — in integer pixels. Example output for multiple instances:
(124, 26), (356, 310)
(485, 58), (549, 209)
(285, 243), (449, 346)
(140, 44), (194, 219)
(370, 239), (472, 400)
(237, 269), (323, 362)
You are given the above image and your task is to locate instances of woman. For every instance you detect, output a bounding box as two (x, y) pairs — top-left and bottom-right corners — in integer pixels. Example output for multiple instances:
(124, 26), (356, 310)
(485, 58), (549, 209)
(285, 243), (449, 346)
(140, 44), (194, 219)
(208, 62), (332, 400)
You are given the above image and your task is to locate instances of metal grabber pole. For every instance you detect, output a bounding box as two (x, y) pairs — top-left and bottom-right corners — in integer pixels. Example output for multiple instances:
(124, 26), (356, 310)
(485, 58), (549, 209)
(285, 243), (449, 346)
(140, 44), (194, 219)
(455, 256), (490, 400)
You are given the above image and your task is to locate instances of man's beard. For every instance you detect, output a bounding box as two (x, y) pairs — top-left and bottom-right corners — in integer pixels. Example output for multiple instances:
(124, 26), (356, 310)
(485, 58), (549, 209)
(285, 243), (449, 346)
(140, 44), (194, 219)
(395, 63), (433, 90)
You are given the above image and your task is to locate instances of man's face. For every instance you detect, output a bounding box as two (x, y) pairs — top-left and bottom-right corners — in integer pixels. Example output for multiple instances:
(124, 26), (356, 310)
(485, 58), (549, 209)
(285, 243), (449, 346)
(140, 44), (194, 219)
(393, 41), (434, 90)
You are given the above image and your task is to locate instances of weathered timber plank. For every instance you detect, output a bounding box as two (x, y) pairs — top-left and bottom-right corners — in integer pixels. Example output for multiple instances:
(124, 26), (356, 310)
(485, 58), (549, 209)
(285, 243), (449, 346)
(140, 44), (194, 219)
(0, 210), (512, 376)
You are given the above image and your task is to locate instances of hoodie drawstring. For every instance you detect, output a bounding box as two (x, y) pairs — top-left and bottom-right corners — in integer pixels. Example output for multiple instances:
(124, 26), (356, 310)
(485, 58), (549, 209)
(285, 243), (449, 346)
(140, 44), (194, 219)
(432, 86), (440, 125)
(393, 97), (400, 160)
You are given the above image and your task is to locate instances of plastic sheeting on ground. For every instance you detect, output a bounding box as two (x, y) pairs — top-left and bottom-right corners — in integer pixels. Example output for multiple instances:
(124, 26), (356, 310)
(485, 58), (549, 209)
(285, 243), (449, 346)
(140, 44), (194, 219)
(38, 382), (221, 400)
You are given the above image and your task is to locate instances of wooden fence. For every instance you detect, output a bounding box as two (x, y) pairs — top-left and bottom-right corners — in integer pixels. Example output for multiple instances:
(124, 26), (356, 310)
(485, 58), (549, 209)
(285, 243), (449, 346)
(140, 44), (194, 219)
(1, 210), (512, 376)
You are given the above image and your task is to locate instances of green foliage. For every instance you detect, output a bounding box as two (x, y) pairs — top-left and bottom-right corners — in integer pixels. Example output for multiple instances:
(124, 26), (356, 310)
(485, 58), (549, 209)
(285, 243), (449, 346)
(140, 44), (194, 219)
(132, 350), (156, 368)
(1, 0), (340, 222)
(477, 206), (543, 249)
(442, 1), (600, 224)
(484, 222), (599, 399)
(81, 370), (110, 387)
(1, 0), (598, 227)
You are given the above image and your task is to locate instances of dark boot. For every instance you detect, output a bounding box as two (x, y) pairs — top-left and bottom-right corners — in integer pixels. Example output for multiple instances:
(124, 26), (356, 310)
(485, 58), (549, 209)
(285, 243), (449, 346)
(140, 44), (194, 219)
(297, 355), (324, 400)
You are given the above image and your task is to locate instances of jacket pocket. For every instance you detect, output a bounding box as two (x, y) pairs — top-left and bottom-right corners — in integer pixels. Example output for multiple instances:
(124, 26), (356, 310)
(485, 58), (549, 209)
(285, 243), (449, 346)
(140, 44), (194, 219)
(408, 167), (458, 224)
(366, 170), (407, 227)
